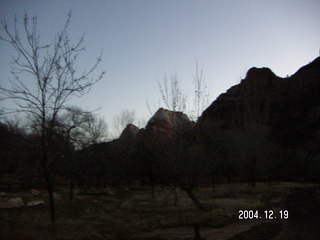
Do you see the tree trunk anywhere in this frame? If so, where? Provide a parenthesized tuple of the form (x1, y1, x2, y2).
(41, 130, 56, 224)
(48, 182, 56, 224)
(212, 183, 216, 193)
(247, 161, 256, 188)
(211, 176, 216, 193)
(184, 188, 207, 211)
(173, 182, 178, 205)
(69, 178, 75, 201)
(151, 182, 155, 200)
(194, 225, 201, 239)
(248, 172, 256, 188)
(43, 167, 56, 224)
(149, 175, 156, 200)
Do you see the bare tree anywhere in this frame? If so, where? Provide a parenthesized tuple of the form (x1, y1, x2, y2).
(165, 139, 207, 210)
(158, 73, 187, 112)
(191, 61, 210, 120)
(59, 107, 108, 148)
(143, 130, 207, 210)
(0, 12, 105, 223)
(112, 109, 136, 138)
(0, 109, 5, 122)
(57, 106, 108, 201)
(79, 112, 108, 146)
(153, 63, 210, 119)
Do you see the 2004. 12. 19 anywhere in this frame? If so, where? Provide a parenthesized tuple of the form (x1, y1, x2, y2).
(238, 210, 289, 220)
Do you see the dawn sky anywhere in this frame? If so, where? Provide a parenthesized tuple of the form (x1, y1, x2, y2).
(0, 0, 319, 134)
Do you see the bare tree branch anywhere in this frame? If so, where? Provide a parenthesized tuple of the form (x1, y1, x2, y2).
(0, 12, 105, 224)
(158, 73, 186, 112)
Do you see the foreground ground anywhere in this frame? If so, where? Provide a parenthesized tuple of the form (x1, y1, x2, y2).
(0, 182, 319, 239)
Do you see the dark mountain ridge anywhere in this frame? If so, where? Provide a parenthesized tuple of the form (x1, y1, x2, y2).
(79, 57, 320, 184)
(197, 57, 320, 148)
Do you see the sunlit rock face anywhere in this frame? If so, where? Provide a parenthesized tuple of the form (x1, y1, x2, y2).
(145, 108, 194, 138)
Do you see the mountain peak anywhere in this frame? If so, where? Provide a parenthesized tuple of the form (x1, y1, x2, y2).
(245, 67, 276, 80)
(148, 108, 190, 126)
(119, 123, 139, 141)
(196, 57, 320, 146)
(146, 108, 194, 137)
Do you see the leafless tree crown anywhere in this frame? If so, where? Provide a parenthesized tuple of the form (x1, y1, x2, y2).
(0, 12, 105, 122)
(0, 12, 105, 224)
(112, 109, 136, 137)
(192, 61, 210, 119)
(158, 73, 187, 112)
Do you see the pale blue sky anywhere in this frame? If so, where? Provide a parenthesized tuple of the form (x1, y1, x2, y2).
(0, 0, 319, 130)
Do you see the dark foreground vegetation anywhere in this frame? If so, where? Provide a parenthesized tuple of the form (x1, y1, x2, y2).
(1, 182, 319, 240)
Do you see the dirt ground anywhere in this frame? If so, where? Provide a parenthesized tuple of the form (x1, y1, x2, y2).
(274, 186, 320, 240)
(1, 183, 319, 240)
(134, 219, 272, 240)
(133, 187, 320, 240)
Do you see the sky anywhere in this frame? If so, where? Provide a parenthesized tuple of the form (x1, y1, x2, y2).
(0, 0, 319, 134)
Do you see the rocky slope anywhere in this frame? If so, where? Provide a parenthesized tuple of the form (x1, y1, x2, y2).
(197, 57, 320, 148)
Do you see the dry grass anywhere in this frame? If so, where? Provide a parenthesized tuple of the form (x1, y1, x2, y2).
(0, 182, 315, 239)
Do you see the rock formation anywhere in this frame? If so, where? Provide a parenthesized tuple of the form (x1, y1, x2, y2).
(193, 57, 320, 181)
(144, 108, 194, 138)
(118, 123, 139, 143)
(196, 57, 320, 148)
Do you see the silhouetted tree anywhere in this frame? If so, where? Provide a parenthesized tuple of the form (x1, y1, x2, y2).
(112, 109, 136, 138)
(0, 120, 28, 181)
(152, 62, 210, 120)
(0, 12, 105, 223)
(171, 140, 208, 211)
(138, 125, 207, 210)
(57, 107, 108, 200)
(158, 73, 187, 112)
(191, 61, 210, 120)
